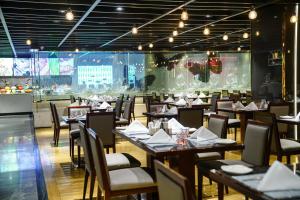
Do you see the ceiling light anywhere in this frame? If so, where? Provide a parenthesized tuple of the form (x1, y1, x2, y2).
(203, 27, 210, 35)
(223, 34, 229, 41)
(65, 10, 74, 21)
(75, 48, 79, 52)
(255, 31, 260, 36)
(243, 32, 249, 39)
(178, 21, 185, 28)
(206, 51, 210, 55)
(169, 37, 174, 43)
(138, 45, 142, 50)
(237, 47, 241, 51)
(26, 39, 31, 45)
(181, 10, 188, 21)
(116, 6, 123, 11)
(173, 30, 178, 36)
(205, 14, 211, 18)
(290, 15, 298, 23)
(248, 9, 257, 20)
(132, 26, 138, 34)
(149, 43, 153, 48)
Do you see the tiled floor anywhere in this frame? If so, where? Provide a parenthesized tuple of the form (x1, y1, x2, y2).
(0, 114, 47, 200)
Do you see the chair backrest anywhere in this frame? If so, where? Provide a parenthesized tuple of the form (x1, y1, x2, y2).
(233, 90, 240, 94)
(229, 93, 240, 102)
(79, 121, 94, 172)
(216, 99, 235, 119)
(160, 93, 165, 102)
(129, 95, 136, 113)
(268, 102, 289, 135)
(86, 112, 115, 147)
(123, 100, 132, 121)
(49, 102, 55, 124)
(222, 90, 229, 98)
(70, 95, 76, 103)
(178, 108, 203, 128)
(52, 103, 60, 129)
(68, 106, 92, 130)
(210, 94, 220, 112)
(202, 91, 209, 96)
(253, 112, 282, 154)
(195, 91, 200, 95)
(246, 90, 252, 97)
(119, 94, 124, 101)
(114, 98, 123, 118)
(242, 120, 271, 166)
(154, 160, 195, 200)
(208, 114, 228, 138)
(168, 93, 175, 99)
(87, 128, 110, 192)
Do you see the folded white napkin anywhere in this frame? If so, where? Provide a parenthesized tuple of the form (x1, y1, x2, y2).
(99, 101, 111, 109)
(190, 126, 218, 141)
(296, 112, 300, 120)
(199, 92, 207, 98)
(167, 107, 178, 114)
(164, 97, 175, 103)
(233, 101, 245, 109)
(145, 129, 176, 144)
(257, 161, 300, 191)
(192, 98, 203, 105)
(91, 95, 99, 101)
(161, 105, 168, 113)
(245, 102, 258, 111)
(124, 120, 148, 134)
(176, 99, 186, 106)
(187, 93, 198, 98)
(259, 99, 267, 109)
(168, 118, 184, 130)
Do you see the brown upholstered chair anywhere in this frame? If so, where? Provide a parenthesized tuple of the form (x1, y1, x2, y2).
(204, 93, 220, 117)
(154, 160, 195, 200)
(88, 128, 157, 200)
(114, 98, 123, 120)
(268, 102, 290, 138)
(50, 102, 68, 146)
(79, 123, 141, 200)
(115, 100, 132, 126)
(177, 107, 203, 129)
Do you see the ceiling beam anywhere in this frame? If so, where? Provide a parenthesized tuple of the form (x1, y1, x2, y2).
(0, 6, 17, 57)
(57, 0, 102, 47)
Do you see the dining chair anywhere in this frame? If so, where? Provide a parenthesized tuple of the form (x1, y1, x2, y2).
(119, 93, 124, 101)
(204, 93, 220, 117)
(216, 99, 240, 140)
(160, 93, 165, 102)
(177, 107, 203, 129)
(232, 90, 240, 95)
(114, 98, 123, 120)
(88, 128, 157, 200)
(154, 160, 195, 200)
(129, 95, 136, 120)
(254, 112, 300, 164)
(229, 93, 240, 102)
(50, 102, 68, 146)
(86, 112, 116, 153)
(68, 105, 92, 165)
(70, 95, 76, 103)
(115, 100, 132, 126)
(221, 90, 229, 99)
(197, 120, 271, 200)
(80, 123, 142, 200)
(268, 102, 290, 138)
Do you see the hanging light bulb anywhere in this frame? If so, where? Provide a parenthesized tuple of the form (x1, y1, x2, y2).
(206, 51, 210, 55)
(169, 37, 174, 43)
(181, 10, 188, 21)
(248, 9, 257, 20)
(149, 43, 154, 48)
(65, 9, 74, 21)
(237, 47, 241, 51)
(138, 45, 142, 50)
(173, 30, 178, 36)
(243, 32, 249, 39)
(290, 15, 298, 23)
(26, 39, 32, 45)
(203, 27, 210, 35)
(223, 34, 229, 41)
(255, 31, 260, 36)
(178, 20, 185, 28)
(132, 26, 138, 34)
(75, 48, 79, 52)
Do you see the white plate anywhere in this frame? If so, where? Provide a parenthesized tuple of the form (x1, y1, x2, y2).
(135, 135, 151, 140)
(215, 138, 236, 144)
(221, 165, 253, 175)
(280, 116, 294, 119)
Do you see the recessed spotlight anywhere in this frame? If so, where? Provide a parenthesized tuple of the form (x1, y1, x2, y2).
(26, 39, 31, 45)
(223, 34, 229, 41)
(255, 31, 260, 36)
(60, 10, 65, 13)
(149, 43, 153, 48)
(75, 48, 79, 52)
(206, 50, 210, 55)
(203, 27, 210, 35)
(243, 32, 249, 39)
(205, 14, 211, 18)
(178, 21, 185, 28)
(132, 26, 138, 34)
(248, 9, 257, 20)
(290, 15, 298, 23)
(65, 10, 74, 21)
(169, 37, 174, 43)
(181, 10, 188, 21)
(173, 30, 178, 36)
(237, 47, 241, 51)
(138, 45, 142, 50)
(116, 6, 123, 11)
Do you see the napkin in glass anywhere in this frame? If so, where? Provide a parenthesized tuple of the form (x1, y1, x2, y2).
(190, 126, 218, 141)
(144, 129, 176, 145)
(192, 98, 203, 105)
(257, 161, 300, 191)
(176, 99, 187, 106)
(167, 107, 178, 114)
(99, 101, 111, 109)
(168, 118, 184, 130)
(245, 102, 258, 111)
(124, 120, 149, 134)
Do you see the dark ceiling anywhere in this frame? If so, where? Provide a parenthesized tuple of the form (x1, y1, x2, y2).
(0, 0, 287, 57)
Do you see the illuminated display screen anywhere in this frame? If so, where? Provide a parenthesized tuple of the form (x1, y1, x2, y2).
(0, 58, 13, 76)
(13, 58, 31, 76)
(78, 65, 113, 87)
(59, 58, 74, 75)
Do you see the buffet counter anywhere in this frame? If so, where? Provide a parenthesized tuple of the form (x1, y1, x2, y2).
(0, 94, 33, 114)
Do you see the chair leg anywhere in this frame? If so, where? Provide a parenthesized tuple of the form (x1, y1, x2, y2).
(106, 147, 109, 154)
(287, 155, 291, 164)
(225, 186, 229, 194)
(197, 168, 203, 200)
(96, 186, 101, 200)
(112, 145, 116, 153)
(53, 128, 57, 143)
(234, 128, 237, 141)
(277, 154, 282, 162)
(56, 129, 60, 146)
(83, 170, 89, 200)
(217, 183, 224, 200)
(71, 139, 75, 163)
(69, 137, 72, 156)
(90, 174, 96, 200)
(77, 145, 81, 167)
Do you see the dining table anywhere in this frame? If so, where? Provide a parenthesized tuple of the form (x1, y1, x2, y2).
(167, 102, 211, 109)
(197, 160, 300, 200)
(217, 108, 268, 142)
(113, 129, 244, 195)
(276, 116, 300, 125)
